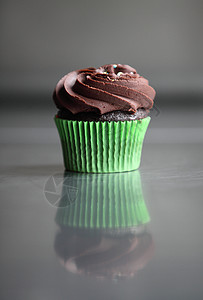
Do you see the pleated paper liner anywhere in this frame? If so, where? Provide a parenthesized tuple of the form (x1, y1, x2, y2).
(55, 170, 150, 231)
(55, 116, 150, 173)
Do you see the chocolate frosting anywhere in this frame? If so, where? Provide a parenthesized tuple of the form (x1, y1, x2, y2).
(53, 64, 155, 115)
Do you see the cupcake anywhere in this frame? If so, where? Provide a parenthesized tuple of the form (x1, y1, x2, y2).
(53, 64, 156, 173)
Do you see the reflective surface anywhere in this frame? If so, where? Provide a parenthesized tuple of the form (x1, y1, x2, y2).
(0, 105, 203, 300)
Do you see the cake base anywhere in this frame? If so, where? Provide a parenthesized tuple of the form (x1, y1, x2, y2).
(57, 108, 149, 122)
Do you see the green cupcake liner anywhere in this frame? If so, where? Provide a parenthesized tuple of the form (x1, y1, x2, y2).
(55, 116, 150, 173)
(55, 170, 150, 230)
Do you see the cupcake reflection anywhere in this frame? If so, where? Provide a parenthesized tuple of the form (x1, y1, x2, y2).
(54, 171, 154, 279)
(55, 228, 153, 279)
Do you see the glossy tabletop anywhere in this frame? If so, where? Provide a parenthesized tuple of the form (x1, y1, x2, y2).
(0, 103, 203, 300)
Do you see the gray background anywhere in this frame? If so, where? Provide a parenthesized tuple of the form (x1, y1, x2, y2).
(1, 1, 203, 299)
(1, 0, 203, 96)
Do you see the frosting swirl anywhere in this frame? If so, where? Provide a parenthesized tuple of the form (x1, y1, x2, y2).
(53, 64, 156, 115)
